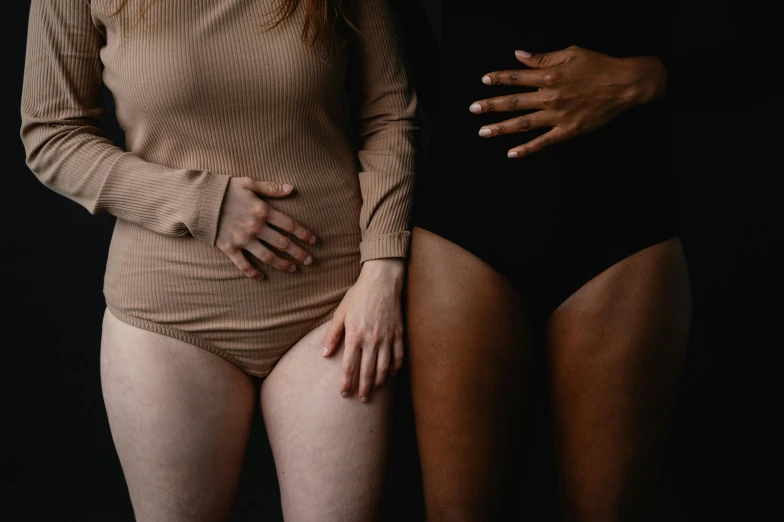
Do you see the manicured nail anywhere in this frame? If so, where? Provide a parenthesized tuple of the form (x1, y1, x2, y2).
(322, 346, 328, 357)
(469, 103, 482, 113)
(309, 236, 317, 245)
(479, 128, 492, 137)
(516, 50, 532, 58)
(508, 151, 519, 158)
(481, 75, 492, 85)
(288, 265, 297, 272)
(360, 396, 368, 403)
(282, 183, 293, 192)
(303, 256, 312, 265)
(341, 391, 349, 398)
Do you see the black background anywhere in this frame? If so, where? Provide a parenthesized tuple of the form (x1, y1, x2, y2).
(1, 1, 780, 520)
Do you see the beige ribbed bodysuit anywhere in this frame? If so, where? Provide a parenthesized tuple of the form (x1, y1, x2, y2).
(20, 0, 418, 377)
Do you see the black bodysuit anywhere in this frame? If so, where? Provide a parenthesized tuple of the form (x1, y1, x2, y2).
(412, 1, 680, 317)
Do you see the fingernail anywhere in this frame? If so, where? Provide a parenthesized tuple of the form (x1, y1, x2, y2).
(303, 256, 313, 265)
(516, 50, 532, 58)
(322, 346, 328, 357)
(469, 103, 482, 113)
(360, 396, 368, 403)
(341, 391, 349, 398)
(479, 128, 492, 137)
(508, 151, 519, 158)
(481, 75, 491, 85)
(288, 265, 297, 273)
(282, 183, 293, 192)
(309, 236, 317, 245)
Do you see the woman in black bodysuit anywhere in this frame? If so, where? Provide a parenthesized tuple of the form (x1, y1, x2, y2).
(405, 2, 693, 519)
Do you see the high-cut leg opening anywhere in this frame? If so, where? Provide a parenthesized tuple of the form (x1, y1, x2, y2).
(103, 303, 254, 376)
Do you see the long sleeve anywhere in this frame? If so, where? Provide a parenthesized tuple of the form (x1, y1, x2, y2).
(20, 0, 231, 246)
(348, 0, 419, 263)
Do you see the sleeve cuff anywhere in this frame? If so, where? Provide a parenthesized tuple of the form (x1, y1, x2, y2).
(359, 232, 411, 263)
(193, 172, 231, 246)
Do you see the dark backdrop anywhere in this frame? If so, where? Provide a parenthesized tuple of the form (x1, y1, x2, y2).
(1, 1, 780, 520)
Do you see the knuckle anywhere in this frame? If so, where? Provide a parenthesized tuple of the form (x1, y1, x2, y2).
(260, 251, 274, 263)
(543, 92, 561, 109)
(266, 181, 282, 193)
(253, 202, 269, 220)
(342, 364, 355, 376)
(361, 367, 375, 379)
(282, 218, 297, 233)
(509, 71, 520, 85)
(276, 237, 290, 250)
(246, 221, 263, 236)
(492, 124, 503, 136)
(518, 117, 533, 131)
(377, 363, 390, 375)
(482, 99, 495, 112)
(489, 73, 500, 85)
(543, 73, 557, 86)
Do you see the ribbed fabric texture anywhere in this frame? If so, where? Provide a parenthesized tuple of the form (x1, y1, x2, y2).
(20, 0, 418, 376)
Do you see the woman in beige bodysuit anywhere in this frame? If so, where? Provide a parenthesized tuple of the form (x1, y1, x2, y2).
(20, 0, 417, 520)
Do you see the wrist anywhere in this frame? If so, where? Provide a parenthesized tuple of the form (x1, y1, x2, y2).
(623, 56, 668, 106)
(359, 258, 406, 289)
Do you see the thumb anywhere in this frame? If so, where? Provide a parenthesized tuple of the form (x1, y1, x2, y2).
(515, 48, 569, 68)
(249, 180, 294, 198)
(322, 307, 346, 358)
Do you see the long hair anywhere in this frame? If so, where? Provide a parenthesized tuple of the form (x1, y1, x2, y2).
(110, 0, 358, 59)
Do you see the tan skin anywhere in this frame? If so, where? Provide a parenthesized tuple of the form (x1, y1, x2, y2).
(407, 47, 691, 521)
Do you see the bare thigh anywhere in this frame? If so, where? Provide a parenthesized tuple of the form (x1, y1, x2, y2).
(100, 308, 257, 522)
(406, 227, 532, 521)
(260, 320, 394, 522)
(547, 237, 692, 521)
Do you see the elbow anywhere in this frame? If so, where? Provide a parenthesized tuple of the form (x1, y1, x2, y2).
(20, 121, 48, 181)
(20, 118, 79, 187)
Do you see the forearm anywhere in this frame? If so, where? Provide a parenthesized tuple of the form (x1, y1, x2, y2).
(350, 0, 420, 263)
(20, 0, 231, 245)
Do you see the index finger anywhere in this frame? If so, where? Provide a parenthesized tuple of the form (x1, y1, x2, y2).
(482, 69, 546, 87)
(266, 207, 317, 245)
